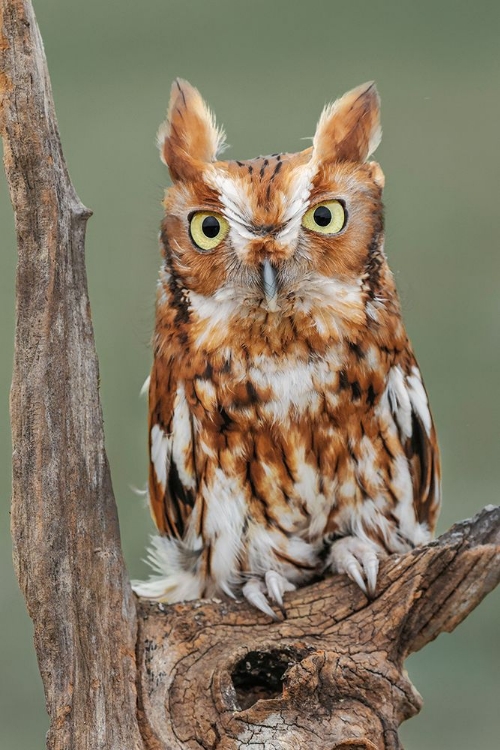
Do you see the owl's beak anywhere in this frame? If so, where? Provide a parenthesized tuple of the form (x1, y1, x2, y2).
(261, 259, 279, 312)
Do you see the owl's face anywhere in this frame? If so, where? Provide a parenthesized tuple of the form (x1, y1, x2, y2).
(159, 80, 386, 332)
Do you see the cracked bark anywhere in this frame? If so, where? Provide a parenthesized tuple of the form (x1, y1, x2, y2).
(136, 505, 500, 749)
(1, 1, 499, 749)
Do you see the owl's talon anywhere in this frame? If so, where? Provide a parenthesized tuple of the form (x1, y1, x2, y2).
(265, 570, 296, 608)
(345, 560, 369, 596)
(242, 580, 280, 620)
(364, 555, 379, 598)
(328, 536, 382, 598)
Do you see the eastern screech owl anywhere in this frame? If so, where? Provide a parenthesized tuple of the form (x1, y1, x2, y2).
(132, 79, 441, 618)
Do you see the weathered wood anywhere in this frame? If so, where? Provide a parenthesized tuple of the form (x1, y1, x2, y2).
(1, 1, 498, 749)
(136, 506, 500, 749)
(0, 1, 144, 748)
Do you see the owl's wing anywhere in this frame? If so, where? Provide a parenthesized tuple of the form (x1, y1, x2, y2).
(148, 357, 197, 539)
(387, 361, 441, 533)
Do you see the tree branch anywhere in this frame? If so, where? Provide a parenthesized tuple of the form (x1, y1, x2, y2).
(0, 1, 143, 748)
(135, 506, 500, 749)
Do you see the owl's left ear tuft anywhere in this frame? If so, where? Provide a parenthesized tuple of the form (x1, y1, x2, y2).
(157, 79, 227, 181)
(313, 82, 381, 165)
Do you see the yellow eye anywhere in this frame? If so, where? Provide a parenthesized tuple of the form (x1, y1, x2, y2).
(189, 211, 229, 252)
(302, 200, 346, 235)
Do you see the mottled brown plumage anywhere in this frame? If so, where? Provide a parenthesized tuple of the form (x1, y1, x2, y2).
(133, 80, 441, 617)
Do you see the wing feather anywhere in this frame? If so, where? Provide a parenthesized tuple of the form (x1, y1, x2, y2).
(387, 361, 441, 533)
(148, 356, 196, 539)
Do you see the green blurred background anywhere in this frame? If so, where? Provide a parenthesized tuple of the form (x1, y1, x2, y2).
(1, 0, 498, 747)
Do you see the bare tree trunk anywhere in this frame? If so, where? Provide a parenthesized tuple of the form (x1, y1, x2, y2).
(0, 1, 144, 748)
(1, 2, 498, 749)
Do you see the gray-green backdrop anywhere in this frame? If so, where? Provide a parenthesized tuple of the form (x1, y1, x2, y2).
(1, 1, 498, 748)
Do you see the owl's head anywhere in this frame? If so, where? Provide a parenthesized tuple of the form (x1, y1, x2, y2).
(158, 79, 389, 340)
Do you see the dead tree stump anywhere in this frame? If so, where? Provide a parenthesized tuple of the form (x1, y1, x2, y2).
(1, 1, 499, 748)
(135, 507, 500, 749)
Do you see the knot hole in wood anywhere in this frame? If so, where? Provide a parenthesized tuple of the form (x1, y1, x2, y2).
(228, 646, 311, 710)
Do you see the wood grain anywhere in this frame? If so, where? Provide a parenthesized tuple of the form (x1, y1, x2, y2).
(136, 506, 500, 749)
(0, 1, 144, 748)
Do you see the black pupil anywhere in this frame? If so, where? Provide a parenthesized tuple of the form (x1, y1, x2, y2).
(202, 215, 220, 238)
(313, 205, 332, 227)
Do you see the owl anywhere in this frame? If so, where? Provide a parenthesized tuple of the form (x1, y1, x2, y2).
(132, 79, 441, 618)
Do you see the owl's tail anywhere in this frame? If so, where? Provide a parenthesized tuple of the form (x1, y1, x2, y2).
(131, 535, 206, 603)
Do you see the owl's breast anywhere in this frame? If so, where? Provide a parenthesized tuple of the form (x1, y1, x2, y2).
(185, 341, 390, 513)
(168, 331, 432, 588)
(187, 350, 322, 425)
(186, 338, 389, 428)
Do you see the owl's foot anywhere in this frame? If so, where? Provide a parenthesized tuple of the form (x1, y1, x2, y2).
(242, 571, 296, 620)
(327, 536, 382, 597)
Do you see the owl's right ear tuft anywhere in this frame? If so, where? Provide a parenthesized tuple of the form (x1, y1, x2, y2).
(313, 82, 382, 165)
(157, 79, 226, 181)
